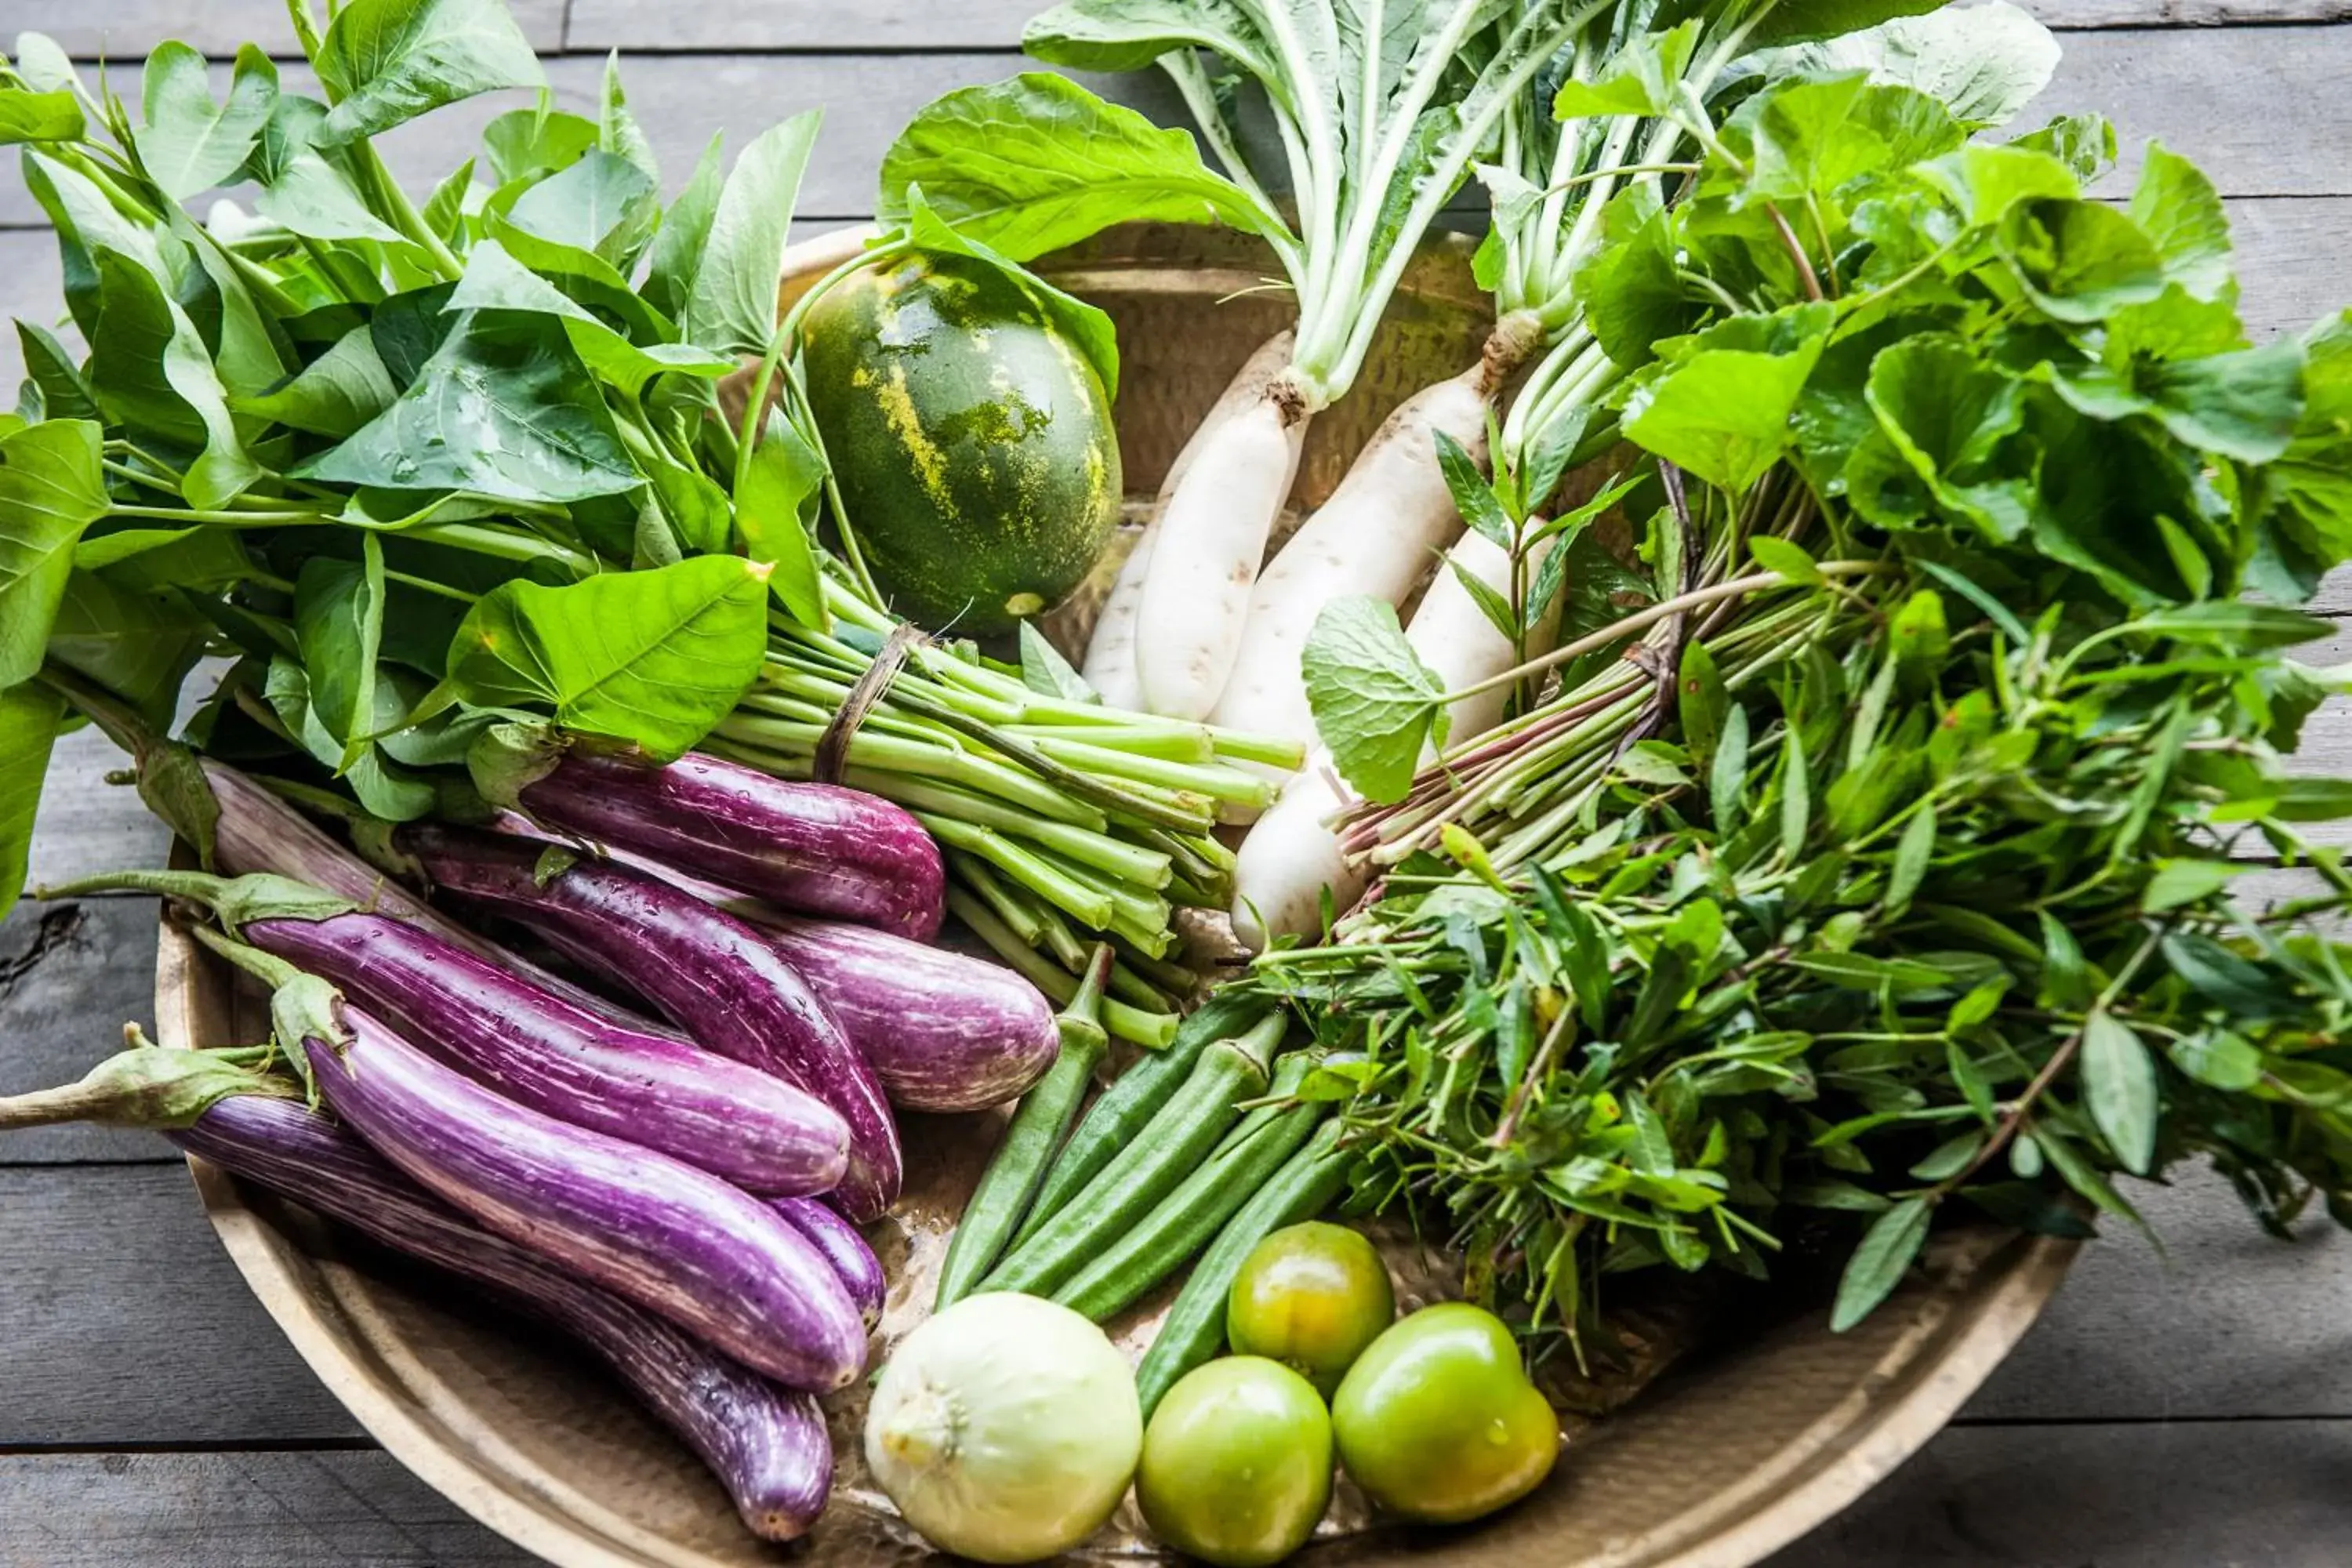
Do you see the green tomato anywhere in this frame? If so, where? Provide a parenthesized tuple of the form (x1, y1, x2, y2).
(1225, 1221, 1395, 1394)
(1330, 1303, 1559, 1526)
(1137, 1357, 1333, 1568)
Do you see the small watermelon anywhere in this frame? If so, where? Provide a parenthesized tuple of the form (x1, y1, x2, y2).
(800, 252, 1121, 635)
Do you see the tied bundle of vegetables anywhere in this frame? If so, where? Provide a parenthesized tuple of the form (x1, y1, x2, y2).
(1247, 47, 2352, 1348)
(0, 0, 1294, 1025)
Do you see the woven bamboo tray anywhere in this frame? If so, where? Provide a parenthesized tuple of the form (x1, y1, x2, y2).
(162, 223, 2078, 1568)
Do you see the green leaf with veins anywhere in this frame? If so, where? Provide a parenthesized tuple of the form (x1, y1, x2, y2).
(15, 324, 98, 423)
(235, 327, 398, 438)
(2129, 141, 2233, 303)
(314, 0, 546, 147)
(642, 133, 724, 323)
(481, 102, 597, 186)
(1302, 595, 1450, 805)
(482, 217, 672, 344)
(1020, 621, 1096, 703)
(136, 42, 278, 200)
(1022, 0, 1279, 78)
(735, 408, 827, 626)
(506, 149, 657, 267)
(1831, 1195, 1929, 1331)
(1726, 2, 2057, 132)
(685, 109, 822, 356)
(293, 537, 386, 770)
(441, 554, 775, 760)
(0, 419, 111, 689)
(2080, 1011, 2159, 1175)
(1553, 21, 1698, 119)
(0, 681, 61, 919)
(1623, 340, 1826, 495)
(45, 568, 208, 727)
(299, 310, 642, 503)
(880, 73, 1290, 263)
(1435, 430, 1511, 550)
(597, 52, 659, 186)
(446, 241, 732, 392)
(1997, 197, 2165, 324)
(249, 96, 409, 245)
(0, 84, 84, 144)
(263, 657, 437, 819)
(1917, 143, 2077, 227)
(1728, 76, 1963, 209)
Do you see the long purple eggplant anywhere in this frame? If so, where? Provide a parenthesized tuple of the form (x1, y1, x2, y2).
(253, 909, 851, 1197)
(389, 824, 901, 1221)
(173, 1094, 834, 1539)
(202, 760, 677, 1036)
(485, 819, 1058, 1111)
(481, 745, 946, 941)
(53, 866, 851, 1197)
(773, 1196, 887, 1326)
(307, 1005, 868, 1392)
(760, 915, 1061, 1112)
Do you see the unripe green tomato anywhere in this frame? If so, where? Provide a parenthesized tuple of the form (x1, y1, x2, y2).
(1136, 1357, 1333, 1568)
(1225, 1221, 1395, 1394)
(1330, 1303, 1559, 1526)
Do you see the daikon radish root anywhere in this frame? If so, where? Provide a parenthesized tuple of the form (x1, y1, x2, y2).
(1207, 360, 1495, 751)
(1134, 385, 1311, 720)
(1084, 332, 1295, 710)
(1230, 757, 1359, 953)
(1231, 523, 1557, 952)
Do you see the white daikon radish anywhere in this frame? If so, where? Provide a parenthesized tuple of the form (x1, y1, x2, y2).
(1133, 388, 1310, 720)
(1230, 524, 1555, 951)
(1083, 332, 1295, 711)
(1207, 358, 1498, 750)
(1230, 757, 1359, 953)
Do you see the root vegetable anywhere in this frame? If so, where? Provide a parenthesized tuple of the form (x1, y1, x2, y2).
(1085, 332, 1295, 711)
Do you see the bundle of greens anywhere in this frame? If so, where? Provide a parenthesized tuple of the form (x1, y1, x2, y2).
(0, 0, 1287, 1031)
(1264, 50, 2352, 1340)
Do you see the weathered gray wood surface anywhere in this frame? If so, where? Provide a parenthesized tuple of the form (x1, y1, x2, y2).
(3, 5, 2351, 1566)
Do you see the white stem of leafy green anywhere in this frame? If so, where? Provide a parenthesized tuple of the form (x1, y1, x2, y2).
(1250, 9, 1343, 350)
(1316, 2, 1608, 398)
(1157, 53, 1305, 290)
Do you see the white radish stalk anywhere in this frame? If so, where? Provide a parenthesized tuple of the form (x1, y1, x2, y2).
(1230, 522, 1558, 952)
(1207, 361, 1493, 751)
(1083, 332, 1294, 711)
(1133, 386, 1310, 720)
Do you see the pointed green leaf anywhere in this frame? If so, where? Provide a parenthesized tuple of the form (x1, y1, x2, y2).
(0, 681, 62, 919)
(685, 109, 822, 356)
(442, 555, 773, 760)
(0, 419, 107, 687)
(314, 0, 546, 146)
(1831, 1195, 1932, 1331)
(136, 42, 278, 200)
(1302, 595, 1448, 805)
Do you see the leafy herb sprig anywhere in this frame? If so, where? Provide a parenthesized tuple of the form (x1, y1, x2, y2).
(1282, 48, 2352, 1336)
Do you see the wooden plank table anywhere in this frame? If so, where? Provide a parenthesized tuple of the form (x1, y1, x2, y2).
(4, 2, 2352, 1561)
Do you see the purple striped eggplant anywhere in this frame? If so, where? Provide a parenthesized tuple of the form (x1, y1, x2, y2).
(758, 916, 1060, 1112)
(772, 1196, 887, 1325)
(252, 908, 851, 1197)
(307, 1006, 869, 1392)
(480, 745, 945, 941)
(201, 759, 674, 1035)
(173, 1094, 834, 1539)
(390, 824, 901, 1221)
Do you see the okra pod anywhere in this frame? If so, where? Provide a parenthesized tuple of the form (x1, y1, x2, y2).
(1134, 1120, 1354, 1418)
(980, 1014, 1287, 1299)
(935, 949, 1112, 1310)
(1009, 994, 1272, 1251)
(1054, 1060, 1327, 1323)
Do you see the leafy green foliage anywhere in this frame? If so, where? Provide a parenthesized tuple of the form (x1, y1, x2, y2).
(879, 74, 1287, 263)
(313, 0, 545, 146)
(0, 682, 62, 918)
(442, 557, 775, 760)
(136, 43, 279, 201)
(1300, 597, 1450, 804)
(0, 419, 109, 688)
(684, 111, 822, 356)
